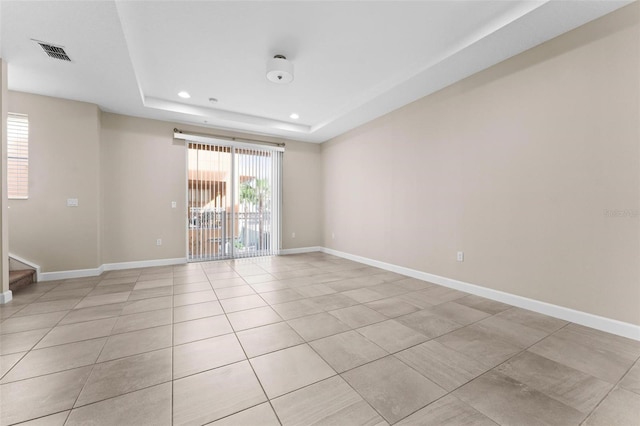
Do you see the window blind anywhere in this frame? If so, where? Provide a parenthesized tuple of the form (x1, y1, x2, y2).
(7, 113, 29, 199)
(186, 138, 283, 261)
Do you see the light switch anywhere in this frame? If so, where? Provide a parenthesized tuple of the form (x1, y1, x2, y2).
(171, 201, 177, 208)
(67, 198, 78, 207)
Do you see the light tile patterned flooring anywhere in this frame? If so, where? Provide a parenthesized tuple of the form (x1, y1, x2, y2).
(1, 252, 639, 425)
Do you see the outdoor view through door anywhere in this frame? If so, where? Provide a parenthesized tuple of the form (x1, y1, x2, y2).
(187, 141, 282, 261)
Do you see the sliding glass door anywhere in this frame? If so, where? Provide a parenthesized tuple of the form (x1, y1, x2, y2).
(187, 140, 282, 261)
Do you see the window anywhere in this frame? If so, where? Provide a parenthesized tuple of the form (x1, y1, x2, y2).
(7, 113, 29, 199)
(185, 139, 283, 261)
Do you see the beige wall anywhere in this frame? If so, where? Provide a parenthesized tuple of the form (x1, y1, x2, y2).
(100, 113, 322, 261)
(175, 122, 323, 252)
(8, 92, 101, 272)
(6, 95, 321, 271)
(322, 3, 640, 325)
(6, 4, 636, 326)
(1, 59, 9, 292)
(100, 113, 186, 263)
(282, 141, 322, 249)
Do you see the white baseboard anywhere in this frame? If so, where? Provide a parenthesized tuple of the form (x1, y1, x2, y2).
(38, 257, 187, 282)
(0, 290, 13, 304)
(103, 257, 187, 271)
(9, 253, 41, 282)
(39, 266, 104, 282)
(279, 246, 323, 255)
(21, 246, 640, 341)
(321, 247, 640, 342)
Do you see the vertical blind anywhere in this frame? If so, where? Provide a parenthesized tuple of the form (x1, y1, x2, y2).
(186, 139, 282, 261)
(7, 113, 29, 199)
(188, 143, 233, 261)
(235, 146, 283, 258)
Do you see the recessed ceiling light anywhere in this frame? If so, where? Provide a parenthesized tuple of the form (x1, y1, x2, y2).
(178, 91, 191, 99)
(290, 113, 299, 119)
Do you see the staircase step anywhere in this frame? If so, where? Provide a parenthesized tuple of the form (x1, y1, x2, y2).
(9, 269, 36, 292)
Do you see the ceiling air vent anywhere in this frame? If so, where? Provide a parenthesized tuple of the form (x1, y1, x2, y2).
(33, 40, 71, 61)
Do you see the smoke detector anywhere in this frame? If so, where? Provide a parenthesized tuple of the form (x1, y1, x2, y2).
(266, 55, 294, 84)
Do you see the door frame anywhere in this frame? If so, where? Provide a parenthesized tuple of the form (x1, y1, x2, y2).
(179, 133, 284, 262)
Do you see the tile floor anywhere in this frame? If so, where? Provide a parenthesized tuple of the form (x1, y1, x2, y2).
(1, 252, 639, 425)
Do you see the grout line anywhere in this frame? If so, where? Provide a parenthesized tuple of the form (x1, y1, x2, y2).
(2, 265, 175, 422)
(4, 253, 637, 425)
(344, 310, 568, 425)
(66, 301, 124, 414)
(0, 298, 111, 383)
(210, 261, 285, 426)
(0, 337, 109, 386)
(70, 379, 174, 413)
(8, 409, 72, 426)
(580, 349, 640, 424)
(298, 326, 389, 423)
(170, 262, 180, 425)
(0, 350, 30, 383)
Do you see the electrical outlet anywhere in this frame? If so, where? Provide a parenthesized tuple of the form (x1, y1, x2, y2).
(156, 239, 162, 246)
(67, 198, 78, 207)
(291, 232, 296, 238)
(457, 251, 464, 262)
(171, 201, 177, 208)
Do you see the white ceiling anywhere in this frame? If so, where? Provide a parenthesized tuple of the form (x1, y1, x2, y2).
(0, 1, 632, 143)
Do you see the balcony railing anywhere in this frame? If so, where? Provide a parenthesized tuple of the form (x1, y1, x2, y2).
(188, 208, 272, 259)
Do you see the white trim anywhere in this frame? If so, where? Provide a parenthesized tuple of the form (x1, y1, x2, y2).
(174, 132, 285, 152)
(184, 142, 189, 261)
(38, 258, 187, 282)
(9, 253, 41, 282)
(279, 246, 323, 255)
(320, 247, 640, 342)
(16, 246, 639, 341)
(103, 257, 187, 271)
(39, 266, 103, 282)
(0, 290, 13, 304)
